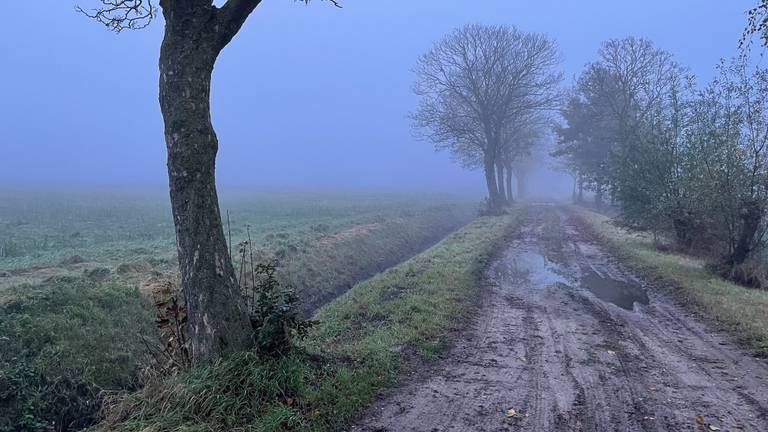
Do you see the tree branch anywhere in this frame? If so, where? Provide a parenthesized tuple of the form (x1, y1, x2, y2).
(77, 0, 156, 32)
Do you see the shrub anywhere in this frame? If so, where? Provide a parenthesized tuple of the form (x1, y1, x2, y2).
(247, 261, 314, 356)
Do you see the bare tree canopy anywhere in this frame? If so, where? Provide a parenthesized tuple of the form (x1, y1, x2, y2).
(411, 24, 561, 212)
(78, 0, 340, 32)
(554, 37, 688, 207)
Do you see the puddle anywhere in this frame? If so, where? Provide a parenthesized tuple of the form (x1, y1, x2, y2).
(495, 250, 569, 288)
(579, 269, 649, 310)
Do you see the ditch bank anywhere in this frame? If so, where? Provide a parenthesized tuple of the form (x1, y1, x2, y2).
(96, 211, 523, 432)
(281, 204, 476, 317)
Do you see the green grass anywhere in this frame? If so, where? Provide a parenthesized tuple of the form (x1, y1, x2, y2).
(0, 189, 475, 297)
(575, 206, 768, 354)
(0, 188, 474, 272)
(0, 188, 478, 432)
(97, 212, 521, 432)
(284, 204, 474, 316)
(0, 277, 155, 431)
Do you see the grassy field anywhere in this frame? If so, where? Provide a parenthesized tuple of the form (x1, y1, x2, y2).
(0, 188, 472, 271)
(97, 211, 522, 432)
(575, 206, 768, 355)
(0, 188, 475, 298)
(0, 188, 477, 432)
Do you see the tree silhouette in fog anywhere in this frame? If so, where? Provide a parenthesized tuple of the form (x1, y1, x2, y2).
(411, 24, 561, 212)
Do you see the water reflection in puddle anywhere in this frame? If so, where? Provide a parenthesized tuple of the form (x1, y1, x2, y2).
(496, 247, 650, 311)
(579, 269, 649, 311)
(500, 250, 569, 288)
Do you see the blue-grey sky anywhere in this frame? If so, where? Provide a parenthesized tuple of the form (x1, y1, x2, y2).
(0, 1, 756, 193)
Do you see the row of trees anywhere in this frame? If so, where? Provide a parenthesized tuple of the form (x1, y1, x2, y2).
(411, 24, 561, 212)
(78, 2, 767, 363)
(554, 37, 768, 282)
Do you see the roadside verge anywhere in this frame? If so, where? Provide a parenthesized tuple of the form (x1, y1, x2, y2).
(100, 211, 522, 432)
(573, 206, 768, 355)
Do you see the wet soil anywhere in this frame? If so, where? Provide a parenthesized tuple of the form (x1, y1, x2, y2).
(351, 205, 768, 432)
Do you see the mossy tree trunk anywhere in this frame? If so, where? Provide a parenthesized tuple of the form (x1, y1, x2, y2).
(158, 0, 264, 363)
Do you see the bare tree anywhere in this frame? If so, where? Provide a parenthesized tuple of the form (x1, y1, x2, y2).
(80, 0, 338, 364)
(411, 24, 561, 212)
(554, 37, 687, 207)
(498, 111, 550, 201)
(743, 1, 768, 48)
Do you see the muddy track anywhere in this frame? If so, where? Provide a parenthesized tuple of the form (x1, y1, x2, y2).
(351, 205, 768, 432)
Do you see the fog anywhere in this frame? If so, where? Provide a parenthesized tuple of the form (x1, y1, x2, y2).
(1, 1, 753, 195)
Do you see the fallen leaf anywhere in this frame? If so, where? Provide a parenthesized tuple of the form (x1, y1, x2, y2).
(505, 408, 517, 418)
(286, 398, 294, 406)
(708, 426, 721, 431)
(695, 415, 706, 426)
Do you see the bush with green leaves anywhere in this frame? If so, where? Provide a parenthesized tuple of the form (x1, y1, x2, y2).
(244, 260, 314, 356)
(555, 38, 768, 281)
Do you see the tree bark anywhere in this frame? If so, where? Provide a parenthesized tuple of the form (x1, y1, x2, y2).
(595, 182, 604, 208)
(504, 165, 514, 203)
(496, 163, 506, 203)
(571, 176, 577, 202)
(730, 200, 763, 266)
(159, 3, 254, 363)
(484, 154, 502, 211)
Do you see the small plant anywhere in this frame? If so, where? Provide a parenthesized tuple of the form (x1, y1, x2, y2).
(142, 281, 191, 376)
(141, 236, 313, 376)
(247, 261, 314, 356)
(237, 227, 314, 356)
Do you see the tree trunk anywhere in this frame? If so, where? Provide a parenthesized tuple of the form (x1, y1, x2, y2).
(672, 213, 694, 251)
(595, 182, 604, 208)
(730, 200, 763, 266)
(484, 154, 502, 212)
(505, 165, 514, 203)
(577, 177, 584, 203)
(159, 5, 253, 364)
(496, 163, 506, 203)
(571, 176, 577, 202)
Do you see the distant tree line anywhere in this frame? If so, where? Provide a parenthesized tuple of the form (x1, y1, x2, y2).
(411, 24, 562, 213)
(554, 36, 768, 286)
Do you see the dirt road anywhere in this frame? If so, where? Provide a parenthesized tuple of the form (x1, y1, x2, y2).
(351, 205, 768, 432)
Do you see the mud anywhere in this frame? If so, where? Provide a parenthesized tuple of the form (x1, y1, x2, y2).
(351, 205, 768, 432)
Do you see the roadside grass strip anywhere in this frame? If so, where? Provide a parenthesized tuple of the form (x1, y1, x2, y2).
(100, 212, 521, 432)
(576, 206, 768, 355)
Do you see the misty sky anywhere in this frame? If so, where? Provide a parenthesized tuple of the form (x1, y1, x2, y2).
(0, 1, 757, 193)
